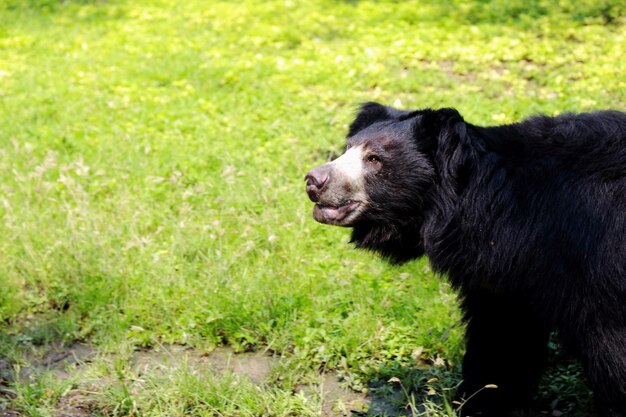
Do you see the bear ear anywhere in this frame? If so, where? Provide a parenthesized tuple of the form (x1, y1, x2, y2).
(417, 108, 462, 134)
(348, 102, 411, 137)
(413, 108, 464, 152)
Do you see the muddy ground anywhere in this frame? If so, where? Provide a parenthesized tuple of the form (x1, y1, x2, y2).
(0, 343, 412, 417)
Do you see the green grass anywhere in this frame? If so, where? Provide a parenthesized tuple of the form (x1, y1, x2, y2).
(0, 0, 623, 415)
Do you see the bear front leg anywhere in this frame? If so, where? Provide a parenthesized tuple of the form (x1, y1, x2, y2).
(455, 290, 550, 417)
(575, 326, 626, 417)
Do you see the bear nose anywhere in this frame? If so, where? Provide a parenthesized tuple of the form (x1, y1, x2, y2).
(305, 165, 330, 202)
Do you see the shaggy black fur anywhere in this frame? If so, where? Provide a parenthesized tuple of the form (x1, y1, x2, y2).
(346, 103, 626, 417)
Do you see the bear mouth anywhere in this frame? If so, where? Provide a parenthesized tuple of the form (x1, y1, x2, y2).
(313, 201, 361, 226)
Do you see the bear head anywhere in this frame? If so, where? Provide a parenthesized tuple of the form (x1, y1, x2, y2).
(305, 102, 464, 263)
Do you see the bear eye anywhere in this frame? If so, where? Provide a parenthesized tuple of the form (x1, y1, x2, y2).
(367, 154, 381, 164)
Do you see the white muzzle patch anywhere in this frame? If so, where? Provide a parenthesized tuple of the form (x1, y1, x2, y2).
(330, 146, 365, 186)
(309, 145, 369, 226)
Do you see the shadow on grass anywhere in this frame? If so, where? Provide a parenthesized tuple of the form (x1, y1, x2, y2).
(353, 362, 459, 416)
(360, 348, 596, 417)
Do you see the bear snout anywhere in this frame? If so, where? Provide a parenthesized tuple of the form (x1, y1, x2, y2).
(305, 165, 330, 202)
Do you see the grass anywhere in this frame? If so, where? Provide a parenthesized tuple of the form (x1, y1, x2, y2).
(0, 0, 624, 415)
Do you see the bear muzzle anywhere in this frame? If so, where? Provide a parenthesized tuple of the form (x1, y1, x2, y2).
(305, 164, 364, 226)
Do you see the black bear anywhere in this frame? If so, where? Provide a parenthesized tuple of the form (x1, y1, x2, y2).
(305, 102, 626, 417)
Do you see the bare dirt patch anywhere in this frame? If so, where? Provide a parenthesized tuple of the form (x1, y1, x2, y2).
(26, 342, 95, 380)
(132, 345, 279, 384)
(1, 343, 410, 416)
(132, 346, 407, 415)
